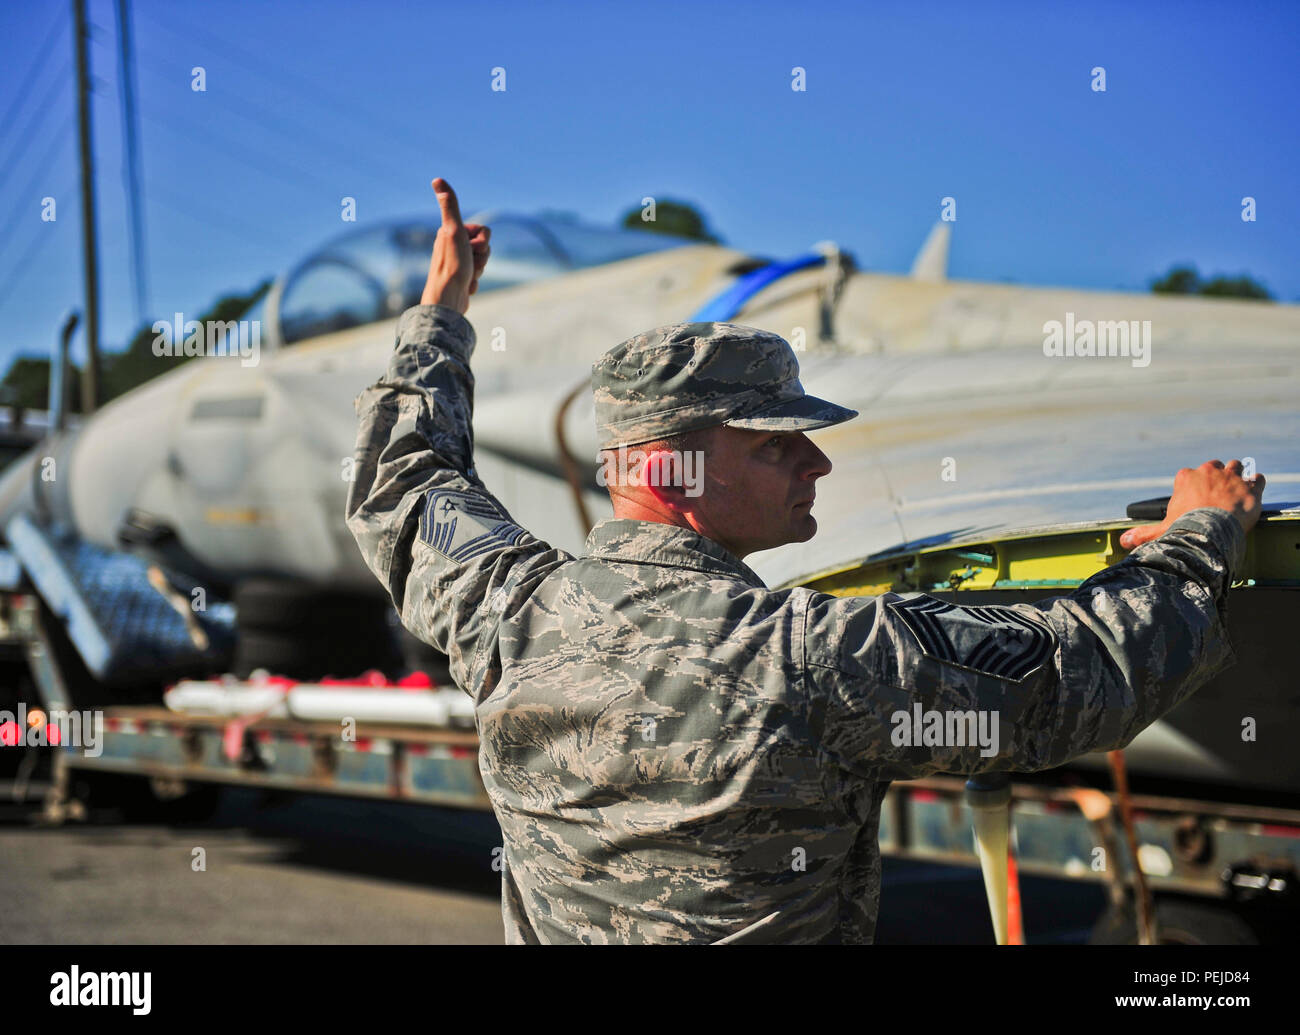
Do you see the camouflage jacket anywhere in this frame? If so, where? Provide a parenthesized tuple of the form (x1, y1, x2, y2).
(346, 303, 1246, 945)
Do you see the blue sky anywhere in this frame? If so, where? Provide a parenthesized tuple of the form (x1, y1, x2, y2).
(1, 0, 1296, 374)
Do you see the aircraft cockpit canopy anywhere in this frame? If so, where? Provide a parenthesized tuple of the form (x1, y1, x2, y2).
(265, 214, 695, 346)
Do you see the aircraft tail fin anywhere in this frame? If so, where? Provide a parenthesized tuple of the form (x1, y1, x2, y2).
(910, 222, 950, 282)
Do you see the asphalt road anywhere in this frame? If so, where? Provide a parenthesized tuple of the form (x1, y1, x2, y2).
(0, 777, 1109, 944)
(0, 780, 506, 944)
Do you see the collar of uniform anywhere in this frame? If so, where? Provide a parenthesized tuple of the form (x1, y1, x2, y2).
(583, 518, 768, 587)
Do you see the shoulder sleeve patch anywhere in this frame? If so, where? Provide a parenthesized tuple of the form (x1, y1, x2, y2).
(886, 596, 1057, 682)
(418, 489, 528, 562)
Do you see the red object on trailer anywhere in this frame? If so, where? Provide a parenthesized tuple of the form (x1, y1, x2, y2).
(1006, 850, 1025, 946)
(312, 669, 436, 690)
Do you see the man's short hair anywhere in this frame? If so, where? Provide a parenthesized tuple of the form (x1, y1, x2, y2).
(633, 426, 712, 456)
(598, 426, 715, 497)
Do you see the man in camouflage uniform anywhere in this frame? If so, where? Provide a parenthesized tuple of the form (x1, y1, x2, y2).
(346, 179, 1266, 944)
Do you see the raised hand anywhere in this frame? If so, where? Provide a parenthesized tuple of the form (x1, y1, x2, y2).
(420, 177, 491, 314)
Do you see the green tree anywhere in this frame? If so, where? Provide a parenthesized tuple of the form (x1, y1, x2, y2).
(620, 199, 722, 243)
(0, 356, 53, 412)
(1151, 264, 1272, 300)
(0, 355, 83, 413)
(102, 278, 273, 402)
(1199, 275, 1272, 300)
(1151, 265, 1202, 295)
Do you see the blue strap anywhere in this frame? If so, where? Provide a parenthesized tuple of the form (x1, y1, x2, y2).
(688, 253, 827, 322)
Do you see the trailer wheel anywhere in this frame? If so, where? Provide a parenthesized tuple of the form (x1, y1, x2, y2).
(1088, 897, 1258, 945)
(71, 771, 147, 821)
(71, 770, 222, 824)
(146, 777, 224, 823)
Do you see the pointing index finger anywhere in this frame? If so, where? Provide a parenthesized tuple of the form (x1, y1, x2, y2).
(431, 177, 464, 230)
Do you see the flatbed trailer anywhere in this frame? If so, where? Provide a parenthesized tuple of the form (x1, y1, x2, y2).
(38, 697, 1300, 894)
(47, 705, 488, 815)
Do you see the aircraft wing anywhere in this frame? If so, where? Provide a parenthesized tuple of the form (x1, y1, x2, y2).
(747, 341, 1300, 588)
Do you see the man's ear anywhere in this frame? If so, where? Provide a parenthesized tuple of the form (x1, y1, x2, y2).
(641, 450, 689, 513)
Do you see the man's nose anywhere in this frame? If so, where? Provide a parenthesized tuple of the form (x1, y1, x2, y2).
(799, 435, 832, 478)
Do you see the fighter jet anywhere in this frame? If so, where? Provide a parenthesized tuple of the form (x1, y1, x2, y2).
(0, 210, 1296, 793)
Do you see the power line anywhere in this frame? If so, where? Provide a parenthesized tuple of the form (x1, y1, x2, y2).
(144, 177, 271, 242)
(136, 5, 469, 159)
(147, 196, 269, 251)
(0, 111, 77, 256)
(137, 102, 343, 195)
(134, 5, 501, 195)
(0, 183, 76, 313)
(0, 7, 65, 145)
(134, 60, 397, 191)
(0, 64, 73, 191)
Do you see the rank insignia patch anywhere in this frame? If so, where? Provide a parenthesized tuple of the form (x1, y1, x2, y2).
(418, 490, 528, 562)
(887, 597, 1057, 682)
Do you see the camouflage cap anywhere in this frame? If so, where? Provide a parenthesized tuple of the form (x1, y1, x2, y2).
(592, 322, 859, 449)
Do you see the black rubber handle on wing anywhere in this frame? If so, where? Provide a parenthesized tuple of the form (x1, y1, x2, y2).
(1126, 496, 1171, 521)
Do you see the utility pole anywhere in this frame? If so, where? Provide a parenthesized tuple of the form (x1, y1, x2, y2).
(73, 0, 101, 414)
(116, 0, 149, 327)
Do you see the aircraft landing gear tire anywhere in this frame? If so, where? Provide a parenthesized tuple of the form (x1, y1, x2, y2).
(233, 580, 402, 680)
